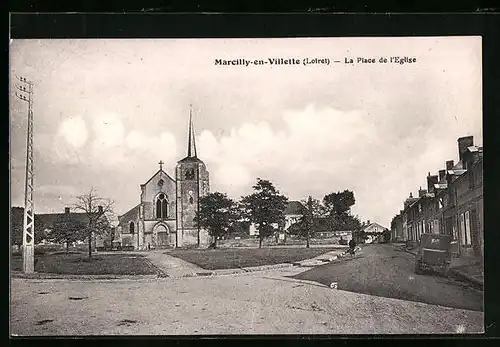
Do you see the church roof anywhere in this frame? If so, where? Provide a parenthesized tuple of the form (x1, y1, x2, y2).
(178, 105, 205, 165)
(118, 204, 141, 225)
(177, 156, 205, 164)
(141, 169, 175, 187)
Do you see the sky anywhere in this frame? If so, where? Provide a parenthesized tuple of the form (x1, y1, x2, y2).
(10, 37, 482, 227)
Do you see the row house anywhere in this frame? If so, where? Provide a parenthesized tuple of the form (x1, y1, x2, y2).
(406, 187, 436, 244)
(442, 138, 483, 260)
(391, 136, 483, 262)
(390, 212, 404, 241)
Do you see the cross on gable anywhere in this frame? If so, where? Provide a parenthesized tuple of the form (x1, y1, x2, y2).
(158, 160, 164, 170)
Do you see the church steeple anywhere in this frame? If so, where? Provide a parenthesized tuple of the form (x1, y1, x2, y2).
(187, 104, 197, 158)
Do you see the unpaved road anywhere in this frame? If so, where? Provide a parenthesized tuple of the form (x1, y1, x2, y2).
(293, 244, 484, 312)
(11, 267, 483, 335)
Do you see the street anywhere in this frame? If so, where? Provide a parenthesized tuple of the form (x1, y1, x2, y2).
(293, 244, 483, 312)
(11, 263, 483, 335)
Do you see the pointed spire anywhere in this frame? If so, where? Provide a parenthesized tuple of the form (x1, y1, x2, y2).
(187, 104, 197, 157)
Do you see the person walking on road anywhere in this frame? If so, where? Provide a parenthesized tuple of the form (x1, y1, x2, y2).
(348, 238, 357, 257)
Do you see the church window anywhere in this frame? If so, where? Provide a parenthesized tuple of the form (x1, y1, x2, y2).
(188, 190, 194, 204)
(129, 222, 135, 234)
(185, 168, 195, 180)
(156, 193, 168, 219)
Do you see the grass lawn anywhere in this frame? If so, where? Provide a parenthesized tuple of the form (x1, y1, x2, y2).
(168, 247, 339, 270)
(10, 252, 159, 275)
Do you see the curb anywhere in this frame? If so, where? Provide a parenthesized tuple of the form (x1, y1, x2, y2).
(449, 268, 484, 289)
(172, 263, 296, 278)
(391, 243, 418, 256)
(402, 247, 418, 256)
(11, 272, 158, 281)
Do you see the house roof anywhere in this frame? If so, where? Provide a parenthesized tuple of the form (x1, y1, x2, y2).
(434, 183, 448, 189)
(467, 146, 483, 153)
(447, 169, 467, 176)
(36, 212, 89, 228)
(284, 201, 306, 215)
(363, 222, 388, 232)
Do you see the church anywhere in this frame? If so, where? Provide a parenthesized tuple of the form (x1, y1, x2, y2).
(116, 113, 211, 250)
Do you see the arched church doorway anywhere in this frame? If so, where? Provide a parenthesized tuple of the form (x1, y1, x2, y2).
(153, 224, 170, 248)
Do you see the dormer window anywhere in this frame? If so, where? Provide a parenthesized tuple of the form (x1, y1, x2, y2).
(156, 193, 168, 219)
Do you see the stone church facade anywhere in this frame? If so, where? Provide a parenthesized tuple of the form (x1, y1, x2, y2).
(116, 115, 211, 250)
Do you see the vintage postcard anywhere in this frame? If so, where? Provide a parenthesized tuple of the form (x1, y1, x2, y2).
(10, 36, 483, 335)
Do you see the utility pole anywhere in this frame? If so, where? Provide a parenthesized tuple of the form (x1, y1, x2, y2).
(15, 75, 35, 273)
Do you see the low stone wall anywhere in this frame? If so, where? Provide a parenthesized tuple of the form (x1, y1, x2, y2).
(217, 236, 346, 248)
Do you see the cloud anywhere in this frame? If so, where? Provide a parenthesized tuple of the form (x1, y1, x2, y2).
(37, 184, 79, 198)
(92, 113, 125, 148)
(58, 116, 88, 148)
(196, 104, 384, 205)
(126, 130, 148, 150)
(214, 163, 252, 189)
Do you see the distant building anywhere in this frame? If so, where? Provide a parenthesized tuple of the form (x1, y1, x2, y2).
(36, 207, 112, 248)
(249, 200, 306, 238)
(363, 221, 389, 244)
(283, 201, 306, 230)
(391, 212, 404, 242)
(363, 222, 388, 235)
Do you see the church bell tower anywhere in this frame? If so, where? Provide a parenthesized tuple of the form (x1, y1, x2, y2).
(175, 106, 210, 247)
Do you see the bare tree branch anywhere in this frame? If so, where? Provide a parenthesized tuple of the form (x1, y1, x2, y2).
(71, 187, 115, 259)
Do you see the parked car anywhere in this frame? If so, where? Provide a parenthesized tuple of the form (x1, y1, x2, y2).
(414, 233, 452, 275)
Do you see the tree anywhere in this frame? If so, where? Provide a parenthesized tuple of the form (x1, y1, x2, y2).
(338, 213, 362, 231)
(323, 190, 356, 217)
(34, 215, 48, 244)
(73, 188, 115, 259)
(49, 213, 87, 253)
(195, 192, 238, 248)
(11, 207, 24, 249)
(349, 215, 365, 244)
(241, 178, 288, 248)
(382, 228, 391, 244)
(290, 196, 315, 248)
(300, 197, 327, 217)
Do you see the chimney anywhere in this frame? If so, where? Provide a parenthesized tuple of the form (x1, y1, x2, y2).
(409, 192, 413, 198)
(418, 187, 427, 197)
(438, 169, 446, 182)
(427, 175, 438, 194)
(446, 160, 454, 170)
(98, 205, 103, 214)
(64, 207, 70, 214)
(458, 136, 474, 162)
